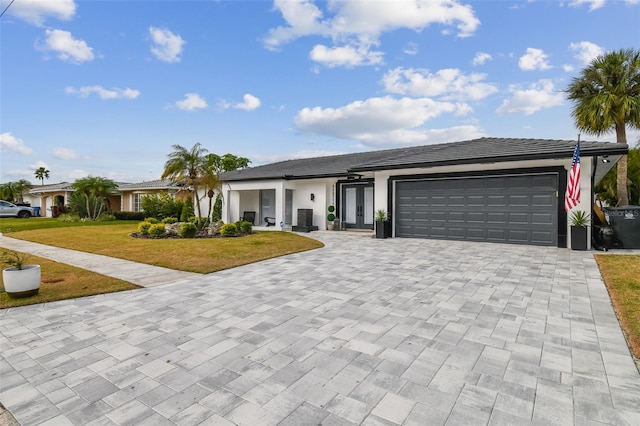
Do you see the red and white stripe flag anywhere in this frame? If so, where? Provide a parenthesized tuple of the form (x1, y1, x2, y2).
(564, 140, 581, 212)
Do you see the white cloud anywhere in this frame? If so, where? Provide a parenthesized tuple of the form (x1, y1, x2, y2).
(519, 48, 551, 71)
(149, 27, 185, 63)
(174, 93, 208, 111)
(41, 29, 94, 63)
(403, 42, 418, 56)
(52, 147, 78, 160)
(382, 67, 498, 102)
(0, 132, 33, 155)
(264, 0, 480, 68)
(2, 0, 76, 26)
(234, 94, 261, 111)
(472, 51, 492, 66)
(309, 43, 384, 68)
(569, 0, 607, 11)
(219, 94, 262, 111)
(496, 79, 564, 115)
(64, 85, 140, 100)
(294, 96, 467, 145)
(569, 41, 603, 65)
(30, 160, 49, 170)
(563, 64, 575, 72)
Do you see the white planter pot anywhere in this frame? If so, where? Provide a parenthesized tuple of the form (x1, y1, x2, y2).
(2, 265, 41, 298)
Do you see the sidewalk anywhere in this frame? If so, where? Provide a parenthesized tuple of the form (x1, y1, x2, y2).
(0, 236, 200, 288)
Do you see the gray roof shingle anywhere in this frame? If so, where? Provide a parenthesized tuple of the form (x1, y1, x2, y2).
(221, 137, 628, 182)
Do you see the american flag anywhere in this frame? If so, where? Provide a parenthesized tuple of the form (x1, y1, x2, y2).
(564, 140, 581, 212)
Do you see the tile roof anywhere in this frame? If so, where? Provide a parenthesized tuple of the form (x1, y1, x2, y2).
(221, 137, 628, 181)
(118, 179, 184, 190)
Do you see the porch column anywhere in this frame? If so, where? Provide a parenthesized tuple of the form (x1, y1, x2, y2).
(275, 181, 286, 228)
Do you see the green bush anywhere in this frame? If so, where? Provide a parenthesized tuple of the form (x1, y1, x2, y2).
(162, 217, 178, 224)
(149, 223, 166, 238)
(144, 217, 159, 224)
(179, 222, 197, 238)
(221, 223, 238, 237)
(138, 221, 152, 235)
(97, 213, 116, 221)
(114, 211, 145, 221)
(238, 221, 253, 235)
(141, 193, 184, 220)
(181, 196, 194, 222)
(57, 213, 80, 222)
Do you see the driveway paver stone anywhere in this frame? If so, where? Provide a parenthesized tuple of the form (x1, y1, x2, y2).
(1, 232, 639, 425)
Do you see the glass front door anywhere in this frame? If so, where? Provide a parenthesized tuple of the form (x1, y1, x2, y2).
(341, 183, 374, 229)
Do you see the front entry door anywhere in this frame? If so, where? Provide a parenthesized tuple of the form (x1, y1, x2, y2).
(342, 184, 374, 229)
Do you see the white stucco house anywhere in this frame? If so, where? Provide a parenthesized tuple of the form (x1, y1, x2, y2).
(220, 137, 627, 248)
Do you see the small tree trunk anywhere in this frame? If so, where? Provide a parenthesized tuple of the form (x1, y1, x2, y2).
(616, 123, 630, 206)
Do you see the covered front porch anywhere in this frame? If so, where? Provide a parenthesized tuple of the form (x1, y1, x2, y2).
(221, 178, 377, 232)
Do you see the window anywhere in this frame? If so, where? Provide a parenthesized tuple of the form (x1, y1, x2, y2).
(133, 194, 142, 212)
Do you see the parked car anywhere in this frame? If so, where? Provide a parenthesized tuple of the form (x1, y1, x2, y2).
(0, 200, 34, 218)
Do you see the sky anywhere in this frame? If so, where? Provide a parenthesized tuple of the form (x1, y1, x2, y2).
(1, 0, 639, 184)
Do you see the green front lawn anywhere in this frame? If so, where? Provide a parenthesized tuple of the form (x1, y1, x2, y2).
(1, 218, 323, 308)
(595, 254, 640, 361)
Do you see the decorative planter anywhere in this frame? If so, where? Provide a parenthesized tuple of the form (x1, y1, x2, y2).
(375, 221, 391, 239)
(2, 265, 41, 298)
(570, 226, 588, 251)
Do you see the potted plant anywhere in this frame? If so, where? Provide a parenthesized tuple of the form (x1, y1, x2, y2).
(569, 210, 590, 251)
(327, 205, 336, 231)
(1, 250, 41, 298)
(375, 209, 390, 239)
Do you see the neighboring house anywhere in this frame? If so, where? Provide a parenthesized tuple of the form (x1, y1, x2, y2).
(27, 179, 189, 217)
(220, 137, 628, 248)
(27, 182, 75, 217)
(118, 179, 188, 212)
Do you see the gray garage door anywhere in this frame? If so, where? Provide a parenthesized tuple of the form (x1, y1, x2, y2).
(395, 173, 558, 246)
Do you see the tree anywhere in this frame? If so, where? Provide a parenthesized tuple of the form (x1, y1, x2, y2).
(595, 146, 640, 206)
(14, 179, 32, 203)
(565, 48, 640, 206)
(72, 176, 118, 220)
(161, 143, 208, 225)
(200, 153, 251, 221)
(34, 167, 50, 186)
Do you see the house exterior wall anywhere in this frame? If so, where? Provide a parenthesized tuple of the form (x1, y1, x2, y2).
(222, 178, 336, 229)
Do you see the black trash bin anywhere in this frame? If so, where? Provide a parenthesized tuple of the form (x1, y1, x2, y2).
(604, 206, 640, 249)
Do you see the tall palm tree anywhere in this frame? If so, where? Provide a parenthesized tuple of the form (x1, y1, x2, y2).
(161, 143, 208, 223)
(565, 48, 640, 206)
(34, 167, 50, 186)
(72, 176, 118, 220)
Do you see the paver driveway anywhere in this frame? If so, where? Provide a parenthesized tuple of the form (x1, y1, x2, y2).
(1, 233, 639, 425)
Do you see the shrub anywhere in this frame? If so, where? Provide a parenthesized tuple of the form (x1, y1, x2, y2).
(238, 221, 253, 235)
(179, 222, 197, 238)
(149, 223, 166, 238)
(114, 211, 145, 221)
(57, 213, 80, 222)
(220, 223, 238, 237)
(162, 217, 178, 224)
(140, 193, 184, 220)
(144, 217, 159, 224)
(138, 221, 152, 235)
(97, 213, 116, 221)
(181, 196, 194, 222)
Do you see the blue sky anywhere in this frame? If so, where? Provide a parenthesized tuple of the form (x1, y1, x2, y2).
(1, 0, 639, 184)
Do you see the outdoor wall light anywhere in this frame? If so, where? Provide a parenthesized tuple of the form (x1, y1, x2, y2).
(310, 193, 315, 201)
(602, 156, 611, 163)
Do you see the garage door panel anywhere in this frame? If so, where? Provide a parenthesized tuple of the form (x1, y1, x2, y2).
(395, 173, 558, 246)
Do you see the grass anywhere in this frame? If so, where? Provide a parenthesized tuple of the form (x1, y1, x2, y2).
(1, 218, 323, 308)
(7, 224, 324, 273)
(0, 252, 139, 308)
(595, 254, 640, 360)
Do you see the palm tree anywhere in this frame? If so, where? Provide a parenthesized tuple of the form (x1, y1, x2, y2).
(161, 143, 208, 224)
(34, 167, 50, 186)
(565, 48, 640, 206)
(72, 176, 118, 220)
(14, 179, 32, 203)
(200, 153, 251, 221)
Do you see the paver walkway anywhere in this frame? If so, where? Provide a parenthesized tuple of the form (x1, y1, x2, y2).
(1, 232, 639, 425)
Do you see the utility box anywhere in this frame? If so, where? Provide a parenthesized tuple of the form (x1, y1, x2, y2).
(605, 206, 640, 249)
(292, 209, 318, 232)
